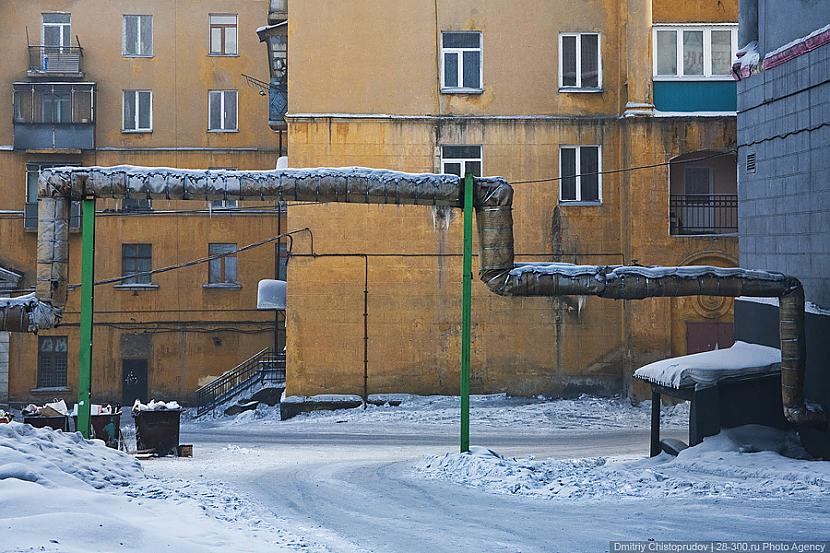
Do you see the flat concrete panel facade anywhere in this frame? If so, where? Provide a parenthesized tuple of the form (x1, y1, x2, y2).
(737, 40, 830, 308)
(736, 2, 830, 455)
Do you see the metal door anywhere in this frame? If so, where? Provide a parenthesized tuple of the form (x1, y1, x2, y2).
(686, 322, 735, 354)
(122, 359, 148, 406)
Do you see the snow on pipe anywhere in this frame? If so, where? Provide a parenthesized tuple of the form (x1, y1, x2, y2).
(2, 165, 822, 426)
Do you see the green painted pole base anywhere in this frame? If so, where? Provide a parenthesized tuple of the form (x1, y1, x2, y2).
(460, 173, 473, 453)
(77, 198, 95, 438)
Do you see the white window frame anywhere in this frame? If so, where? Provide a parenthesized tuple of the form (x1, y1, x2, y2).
(440, 32, 483, 93)
(122, 90, 153, 132)
(559, 145, 602, 204)
(440, 145, 483, 177)
(123, 15, 153, 57)
(208, 90, 238, 132)
(558, 32, 603, 91)
(652, 24, 738, 80)
(42, 13, 71, 47)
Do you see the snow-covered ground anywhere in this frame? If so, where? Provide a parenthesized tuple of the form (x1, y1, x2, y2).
(5, 395, 829, 552)
(0, 422, 312, 553)
(189, 393, 690, 434)
(415, 425, 830, 500)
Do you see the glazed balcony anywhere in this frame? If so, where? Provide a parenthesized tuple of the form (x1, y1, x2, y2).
(13, 82, 96, 151)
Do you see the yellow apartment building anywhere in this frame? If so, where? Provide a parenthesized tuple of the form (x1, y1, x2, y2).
(0, 0, 285, 407)
(283, 0, 741, 399)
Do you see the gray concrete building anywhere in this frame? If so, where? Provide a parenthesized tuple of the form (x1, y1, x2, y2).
(735, 0, 830, 456)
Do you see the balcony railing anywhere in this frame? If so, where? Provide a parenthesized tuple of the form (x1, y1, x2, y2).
(670, 194, 738, 236)
(27, 45, 84, 77)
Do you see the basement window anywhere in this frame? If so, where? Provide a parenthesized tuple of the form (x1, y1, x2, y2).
(559, 33, 602, 91)
(37, 336, 68, 389)
(441, 32, 482, 93)
(560, 145, 601, 204)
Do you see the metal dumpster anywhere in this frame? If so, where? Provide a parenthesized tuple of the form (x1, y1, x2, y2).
(23, 415, 70, 431)
(73, 413, 122, 449)
(134, 409, 181, 456)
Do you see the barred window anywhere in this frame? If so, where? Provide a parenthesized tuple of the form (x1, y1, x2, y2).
(37, 336, 68, 388)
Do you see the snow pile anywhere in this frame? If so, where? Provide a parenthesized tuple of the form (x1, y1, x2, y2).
(634, 341, 781, 389)
(415, 425, 830, 500)
(0, 421, 142, 489)
(0, 422, 298, 552)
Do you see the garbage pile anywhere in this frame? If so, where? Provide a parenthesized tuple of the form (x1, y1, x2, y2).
(132, 399, 181, 412)
(0, 409, 12, 423)
(21, 399, 123, 449)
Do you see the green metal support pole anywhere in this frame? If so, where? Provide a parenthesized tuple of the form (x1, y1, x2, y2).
(77, 198, 95, 439)
(460, 173, 473, 453)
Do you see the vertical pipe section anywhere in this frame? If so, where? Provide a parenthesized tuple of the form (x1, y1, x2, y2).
(460, 173, 474, 453)
(77, 198, 95, 438)
(36, 197, 70, 309)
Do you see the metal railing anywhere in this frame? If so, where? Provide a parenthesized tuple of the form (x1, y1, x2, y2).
(670, 194, 738, 235)
(195, 347, 286, 418)
(28, 45, 84, 75)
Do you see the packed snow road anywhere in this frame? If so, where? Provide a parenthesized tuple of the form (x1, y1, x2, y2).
(134, 398, 829, 553)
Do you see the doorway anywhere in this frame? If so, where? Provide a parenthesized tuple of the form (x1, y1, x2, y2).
(686, 321, 734, 354)
(122, 359, 148, 407)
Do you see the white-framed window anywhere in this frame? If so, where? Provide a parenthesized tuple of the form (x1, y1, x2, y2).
(42, 13, 71, 47)
(560, 145, 601, 204)
(122, 90, 152, 132)
(559, 33, 602, 90)
(123, 15, 153, 56)
(653, 25, 738, 79)
(440, 32, 482, 92)
(208, 90, 238, 131)
(209, 14, 238, 55)
(440, 145, 482, 177)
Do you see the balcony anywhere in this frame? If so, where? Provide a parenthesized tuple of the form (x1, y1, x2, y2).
(670, 194, 738, 236)
(27, 45, 84, 79)
(13, 82, 95, 151)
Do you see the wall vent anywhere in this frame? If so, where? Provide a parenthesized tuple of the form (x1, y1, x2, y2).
(746, 152, 757, 174)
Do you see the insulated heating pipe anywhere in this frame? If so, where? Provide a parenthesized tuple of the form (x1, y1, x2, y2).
(0, 165, 822, 426)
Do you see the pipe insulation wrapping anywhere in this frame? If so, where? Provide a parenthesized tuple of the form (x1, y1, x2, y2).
(39, 165, 468, 206)
(0, 164, 817, 426)
(0, 293, 61, 332)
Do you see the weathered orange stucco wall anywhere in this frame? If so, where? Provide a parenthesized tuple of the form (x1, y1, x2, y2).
(286, 117, 738, 398)
(0, 0, 282, 405)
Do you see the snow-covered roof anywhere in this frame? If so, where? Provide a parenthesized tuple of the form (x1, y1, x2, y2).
(634, 341, 781, 390)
